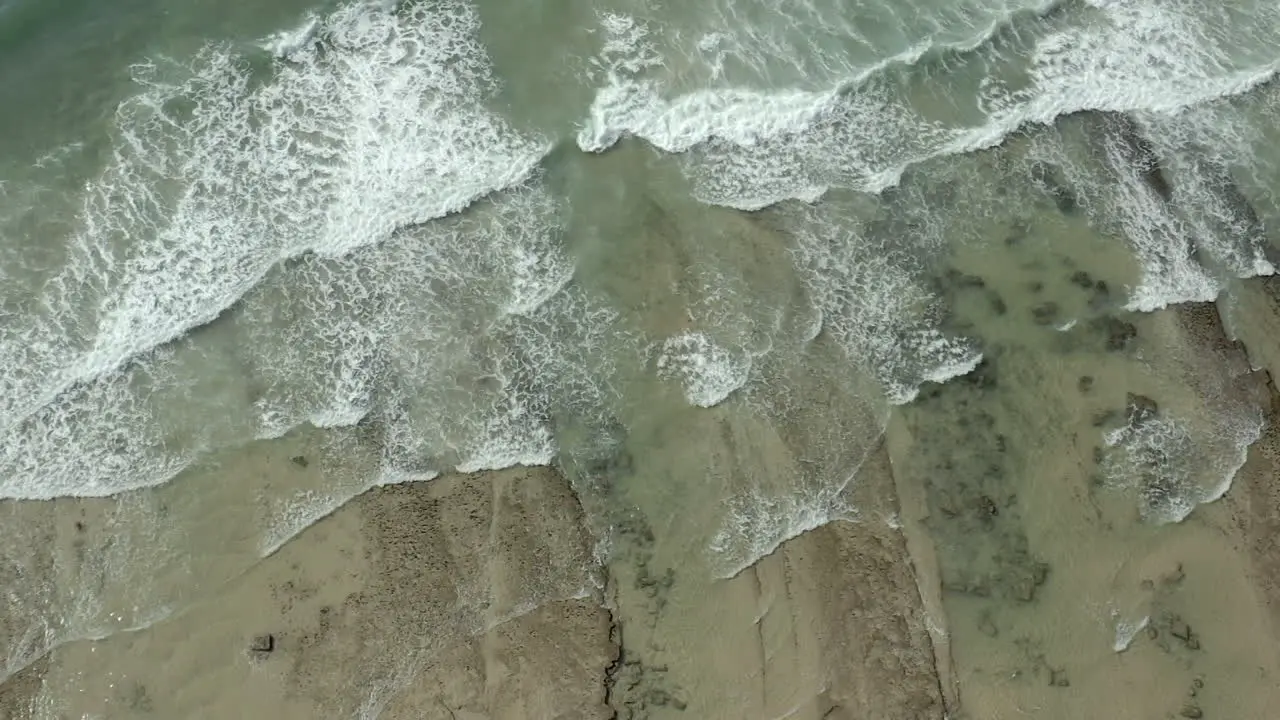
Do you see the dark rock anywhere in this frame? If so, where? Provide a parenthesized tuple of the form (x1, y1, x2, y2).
(291, 455, 309, 468)
(1006, 219, 1031, 246)
(1091, 410, 1119, 428)
(1125, 393, 1159, 425)
(1053, 190, 1078, 215)
(1069, 270, 1094, 288)
(1031, 562, 1050, 586)
(1030, 161, 1080, 214)
(1077, 376, 1094, 393)
(944, 268, 987, 290)
(977, 495, 999, 518)
(250, 634, 275, 653)
(987, 291, 1008, 315)
(74, 521, 86, 532)
(960, 359, 998, 391)
(1049, 668, 1070, 687)
(978, 613, 999, 638)
(1162, 563, 1186, 586)
(1093, 317, 1138, 351)
(1102, 112, 1173, 201)
(943, 579, 992, 598)
(1012, 576, 1036, 602)
(586, 447, 635, 480)
(1031, 302, 1060, 325)
(1090, 281, 1112, 311)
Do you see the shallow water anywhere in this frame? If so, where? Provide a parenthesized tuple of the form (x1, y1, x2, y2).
(2, 0, 1280, 716)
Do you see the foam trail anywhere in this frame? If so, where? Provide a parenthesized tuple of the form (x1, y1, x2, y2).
(657, 332, 752, 408)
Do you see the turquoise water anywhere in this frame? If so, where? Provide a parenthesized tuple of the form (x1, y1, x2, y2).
(2, 0, 1280, 700)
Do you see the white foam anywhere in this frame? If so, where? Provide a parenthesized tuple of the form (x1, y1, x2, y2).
(896, 336, 984, 404)
(656, 331, 751, 408)
(1095, 136, 1224, 312)
(239, 182, 585, 484)
(454, 400, 556, 474)
(0, 354, 198, 499)
(1112, 613, 1150, 652)
(1140, 111, 1277, 282)
(260, 487, 363, 558)
(578, 81, 835, 156)
(259, 12, 320, 59)
(1102, 404, 1262, 524)
(786, 203, 979, 404)
(1030, 118, 1228, 313)
(709, 482, 852, 580)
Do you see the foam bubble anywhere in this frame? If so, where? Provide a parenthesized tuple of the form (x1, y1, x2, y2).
(454, 399, 557, 474)
(656, 331, 751, 408)
(0, 353, 198, 498)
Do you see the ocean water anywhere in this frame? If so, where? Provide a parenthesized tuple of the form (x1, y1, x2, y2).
(2, 0, 1280, 701)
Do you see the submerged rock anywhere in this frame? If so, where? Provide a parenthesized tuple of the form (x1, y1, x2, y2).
(1125, 393, 1159, 426)
(249, 633, 275, 653)
(1029, 161, 1080, 214)
(1099, 112, 1173, 201)
(987, 291, 1008, 315)
(1092, 316, 1138, 351)
(1031, 302, 1060, 325)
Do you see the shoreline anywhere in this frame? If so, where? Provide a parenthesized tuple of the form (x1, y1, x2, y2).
(5, 283, 1280, 717)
